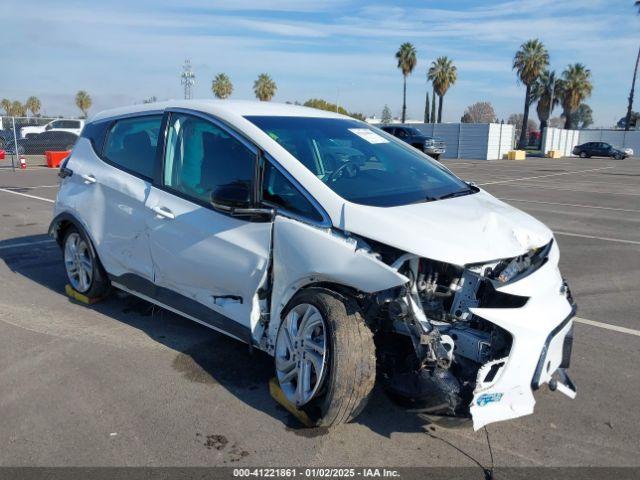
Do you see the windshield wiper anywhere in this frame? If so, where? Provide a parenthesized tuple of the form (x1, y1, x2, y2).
(436, 188, 476, 201)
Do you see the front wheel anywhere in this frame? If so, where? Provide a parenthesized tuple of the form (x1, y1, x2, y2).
(275, 288, 376, 427)
(614, 153, 624, 160)
(579, 151, 587, 158)
(431, 153, 440, 160)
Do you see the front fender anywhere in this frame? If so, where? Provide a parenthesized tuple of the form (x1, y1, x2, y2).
(267, 216, 408, 352)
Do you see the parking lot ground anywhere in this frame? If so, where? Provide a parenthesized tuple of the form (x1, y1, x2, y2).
(0, 156, 639, 468)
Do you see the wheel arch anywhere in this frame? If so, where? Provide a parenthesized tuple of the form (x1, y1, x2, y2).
(49, 212, 98, 253)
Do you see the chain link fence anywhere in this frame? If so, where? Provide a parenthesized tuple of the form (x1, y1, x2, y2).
(0, 116, 83, 170)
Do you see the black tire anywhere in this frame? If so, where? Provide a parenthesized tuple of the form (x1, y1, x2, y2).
(282, 288, 376, 427)
(62, 225, 110, 298)
(431, 153, 440, 160)
(579, 151, 587, 158)
(615, 153, 624, 160)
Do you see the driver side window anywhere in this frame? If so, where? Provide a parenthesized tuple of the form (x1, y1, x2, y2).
(262, 162, 323, 222)
(163, 113, 255, 204)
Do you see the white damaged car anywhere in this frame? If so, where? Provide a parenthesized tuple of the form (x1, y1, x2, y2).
(50, 100, 576, 429)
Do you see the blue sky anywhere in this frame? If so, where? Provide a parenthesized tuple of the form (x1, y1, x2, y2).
(1, 0, 637, 126)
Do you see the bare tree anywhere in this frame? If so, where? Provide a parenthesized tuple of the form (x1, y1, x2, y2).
(461, 102, 496, 123)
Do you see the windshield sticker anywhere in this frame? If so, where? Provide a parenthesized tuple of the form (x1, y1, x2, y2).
(348, 128, 389, 144)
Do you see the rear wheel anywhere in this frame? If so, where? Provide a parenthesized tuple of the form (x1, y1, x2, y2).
(275, 288, 376, 427)
(63, 226, 109, 297)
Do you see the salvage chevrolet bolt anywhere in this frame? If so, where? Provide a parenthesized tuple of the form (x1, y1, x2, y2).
(50, 100, 576, 429)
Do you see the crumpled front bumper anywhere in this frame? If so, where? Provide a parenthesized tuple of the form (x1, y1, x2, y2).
(467, 241, 577, 430)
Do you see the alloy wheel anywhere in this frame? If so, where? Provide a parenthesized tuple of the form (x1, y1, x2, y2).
(64, 232, 94, 293)
(275, 303, 327, 407)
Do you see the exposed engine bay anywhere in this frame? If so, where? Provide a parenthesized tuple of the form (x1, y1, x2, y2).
(359, 238, 558, 419)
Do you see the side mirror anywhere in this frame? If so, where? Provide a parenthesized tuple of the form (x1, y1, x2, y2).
(210, 183, 274, 220)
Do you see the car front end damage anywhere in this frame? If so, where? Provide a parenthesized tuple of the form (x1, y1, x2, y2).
(358, 236, 576, 430)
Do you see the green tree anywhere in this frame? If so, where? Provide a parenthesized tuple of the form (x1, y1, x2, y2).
(428, 56, 457, 123)
(25, 96, 41, 117)
(430, 87, 436, 124)
(574, 103, 593, 129)
(513, 39, 549, 148)
(395, 42, 417, 123)
(211, 73, 233, 99)
(424, 91, 430, 123)
(253, 73, 277, 101)
(532, 70, 560, 132)
(1, 99, 11, 115)
(302, 98, 364, 120)
(558, 63, 593, 129)
(75, 91, 92, 118)
(381, 105, 392, 124)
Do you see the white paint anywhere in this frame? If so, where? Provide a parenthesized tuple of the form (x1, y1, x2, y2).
(478, 166, 615, 186)
(342, 189, 553, 266)
(0, 239, 55, 251)
(554, 231, 640, 246)
(0, 187, 55, 203)
(575, 317, 640, 337)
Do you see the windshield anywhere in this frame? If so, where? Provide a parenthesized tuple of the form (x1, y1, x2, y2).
(246, 116, 472, 207)
(405, 127, 423, 136)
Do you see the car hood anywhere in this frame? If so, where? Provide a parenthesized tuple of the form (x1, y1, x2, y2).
(339, 190, 553, 266)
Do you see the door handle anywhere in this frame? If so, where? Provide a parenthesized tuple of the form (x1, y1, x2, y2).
(81, 174, 96, 184)
(151, 206, 175, 220)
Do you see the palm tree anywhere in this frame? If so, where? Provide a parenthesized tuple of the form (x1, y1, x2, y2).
(25, 96, 41, 117)
(395, 42, 417, 123)
(11, 101, 26, 117)
(253, 74, 277, 101)
(513, 39, 549, 148)
(75, 91, 92, 118)
(211, 73, 233, 99)
(428, 56, 457, 123)
(558, 63, 593, 129)
(1, 99, 11, 115)
(532, 70, 560, 132)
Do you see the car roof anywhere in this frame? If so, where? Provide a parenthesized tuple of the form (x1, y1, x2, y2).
(90, 99, 349, 123)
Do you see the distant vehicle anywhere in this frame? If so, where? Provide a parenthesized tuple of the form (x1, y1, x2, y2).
(4, 131, 78, 155)
(572, 142, 628, 160)
(380, 125, 446, 160)
(0, 129, 17, 150)
(20, 119, 85, 139)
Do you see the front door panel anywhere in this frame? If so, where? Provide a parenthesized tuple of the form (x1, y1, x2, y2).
(145, 187, 271, 333)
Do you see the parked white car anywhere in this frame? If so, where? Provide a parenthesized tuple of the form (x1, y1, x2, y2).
(20, 118, 85, 139)
(50, 100, 576, 429)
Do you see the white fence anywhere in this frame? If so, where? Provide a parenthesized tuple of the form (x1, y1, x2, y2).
(542, 127, 640, 156)
(399, 122, 515, 160)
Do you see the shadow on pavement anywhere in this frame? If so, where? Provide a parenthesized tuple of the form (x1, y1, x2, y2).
(0, 234, 488, 450)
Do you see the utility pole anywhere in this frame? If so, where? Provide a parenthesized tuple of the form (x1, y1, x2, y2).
(181, 59, 195, 100)
(624, 46, 640, 131)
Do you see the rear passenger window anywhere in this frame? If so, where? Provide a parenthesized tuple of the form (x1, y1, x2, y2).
(262, 162, 323, 222)
(102, 115, 162, 179)
(163, 113, 256, 204)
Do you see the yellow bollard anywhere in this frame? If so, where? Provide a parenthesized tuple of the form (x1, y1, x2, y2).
(268, 377, 315, 427)
(65, 284, 105, 305)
